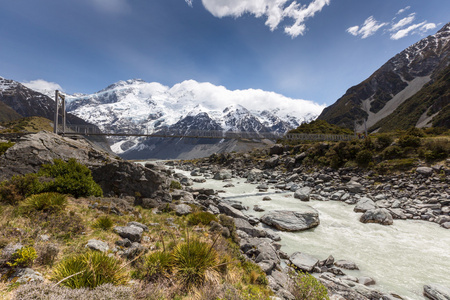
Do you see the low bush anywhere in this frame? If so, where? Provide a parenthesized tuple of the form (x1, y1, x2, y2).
(382, 145, 404, 160)
(38, 158, 103, 198)
(7, 246, 37, 268)
(288, 269, 329, 300)
(19, 192, 67, 214)
(375, 134, 393, 150)
(172, 238, 219, 291)
(51, 251, 129, 289)
(421, 139, 450, 160)
(170, 180, 182, 190)
(0, 141, 14, 156)
(187, 211, 217, 226)
(398, 134, 421, 148)
(355, 149, 373, 168)
(92, 216, 114, 231)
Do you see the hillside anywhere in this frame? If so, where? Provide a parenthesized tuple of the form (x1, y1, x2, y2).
(318, 22, 450, 132)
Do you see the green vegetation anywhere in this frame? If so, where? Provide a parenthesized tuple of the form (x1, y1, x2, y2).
(281, 126, 449, 172)
(92, 215, 114, 231)
(0, 116, 54, 133)
(19, 192, 67, 214)
(187, 211, 217, 226)
(0, 159, 102, 205)
(38, 158, 103, 198)
(0, 141, 15, 156)
(169, 180, 182, 190)
(288, 120, 353, 135)
(51, 251, 129, 289)
(288, 270, 329, 300)
(7, 246, 37, 268)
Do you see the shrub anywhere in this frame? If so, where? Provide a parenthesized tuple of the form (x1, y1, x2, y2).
(0, 141, 14, 155)
(172, 238, 219, 290)
(398, 134, 421, 148)
(143, 251, 173, 280)
(422, 139, 450, 160)
(187, 211, 218, 226)
(382, 145, 404, 160)
(92, 216, 114, 231)
(7, 246, 37, 268)
(19, 192, 67, 214)
(375, 134, 393, 150)
(38, 158, 103, 198)
(288, 269, 329, 300)
(51, 251, 129, 289)
(170, 180, 182, 190)
(355, 149, 373, 168)
(0, 174, 43, 205)
(0, 182, 22, 205)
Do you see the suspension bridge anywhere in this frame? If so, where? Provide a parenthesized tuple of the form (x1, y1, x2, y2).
(53, 90, 355, 142)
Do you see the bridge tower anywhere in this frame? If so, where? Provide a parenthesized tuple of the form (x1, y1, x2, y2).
(54, 90, 66, 135)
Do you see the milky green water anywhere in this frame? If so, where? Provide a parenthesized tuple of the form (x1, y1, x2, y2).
(183, 172, 450, 300)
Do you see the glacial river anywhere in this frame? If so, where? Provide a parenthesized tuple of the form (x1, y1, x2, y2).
(176, 170, 450, 300)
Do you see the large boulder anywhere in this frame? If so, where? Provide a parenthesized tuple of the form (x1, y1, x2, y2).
(260, 208, 320, 231)
(217, 202, 248, 220)
(91, 160, 169, 198)
(289, 252, 319, 272)
(294, 187, 311, 201)
(423, 284, 450, 300)
(213, 169, 232, 180)
(360, 208, 394, 225)
(354, 197, 377, 213)
(234, 218, 267, 238)
(416, 167, 434, 176)
(113, 226, 143, 243)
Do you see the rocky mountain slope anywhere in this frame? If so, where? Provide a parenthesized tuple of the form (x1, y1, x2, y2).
(65, 80, 322, 159)
(318, 22, 450, 132)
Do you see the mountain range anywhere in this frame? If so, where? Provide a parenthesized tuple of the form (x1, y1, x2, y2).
(64, 80, 322, 158)
(318, 22, 450, 132)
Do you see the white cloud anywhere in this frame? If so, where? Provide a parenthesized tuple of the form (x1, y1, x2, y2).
(200, 0, 330, 38)
(22, 79, 63, 96)
(185, 0, 193, 7)
(396, 6, 410, 15)
(390, 13, 416, 32)
(346, 16, 388, 39)
(91, 0, 130, 14)
(390, 21, 436, 40)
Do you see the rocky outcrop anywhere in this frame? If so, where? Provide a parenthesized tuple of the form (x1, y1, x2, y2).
(0, 131, 170, 199)
(360, 208, 394, 225)
(423, 284, 450, 300)
(260, 209, 320, 231)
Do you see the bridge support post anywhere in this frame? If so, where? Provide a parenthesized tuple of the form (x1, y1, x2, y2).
(53, 90, 66, 135)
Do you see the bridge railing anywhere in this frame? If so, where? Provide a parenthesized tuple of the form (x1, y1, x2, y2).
(62, 125, 355, 142)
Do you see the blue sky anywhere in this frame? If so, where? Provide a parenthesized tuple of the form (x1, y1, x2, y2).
(0, 0, 448, 106)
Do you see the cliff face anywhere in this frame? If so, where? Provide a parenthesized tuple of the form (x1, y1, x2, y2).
(318, 22, 450, 132)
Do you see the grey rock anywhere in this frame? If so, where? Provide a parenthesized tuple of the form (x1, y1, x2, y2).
(269, 144, 285, 155)
(113, 226, 143, 242)
(360, 208, 394, 225)
(217, 202, 248, 220)
(1, 243, 23, 261)
(359, 276, 376, 286)
(175, 204, 192, 216)
(85, 239, 109, 252)
(9, 268, 44, 284)
(346, 181, 364, 193)
(354, 197, 376, 213)
(254, 205, 265, 212)
(289, 252, 319, 272)
(263, 196, 272, 201)
(416, 167, 434, 176)
(121, 242, 147, 260)
(423, 284, 450, 300)
(115, 238, 132, 248)
(334, 260, 359, 270)
(127, 221, 149, 232)
(441, 222, 450, 229)
(234, 218, 267, 238)
(294, 187, 311, 201)
(213, 169, 232, 180)
(264, 156, 280, 168)
(260, 208, 320, 231)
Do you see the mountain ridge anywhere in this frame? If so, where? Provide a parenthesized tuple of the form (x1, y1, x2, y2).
(318, 22, 450, 132)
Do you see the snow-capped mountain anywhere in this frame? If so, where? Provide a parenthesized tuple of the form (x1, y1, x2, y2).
(66, 79, 323, 157)
(318, 22, 450, 131)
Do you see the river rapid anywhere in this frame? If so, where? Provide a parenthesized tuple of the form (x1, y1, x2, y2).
(175, 169, 450, 300)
